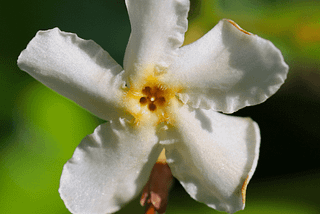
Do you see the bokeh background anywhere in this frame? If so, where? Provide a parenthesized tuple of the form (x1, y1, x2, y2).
(1, 0, 319, 213)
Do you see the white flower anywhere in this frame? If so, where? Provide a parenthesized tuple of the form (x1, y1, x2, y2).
(17, 0, 288, 214)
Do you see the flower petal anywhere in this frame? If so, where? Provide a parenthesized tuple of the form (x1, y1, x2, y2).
(163, 106, 260, 213)
(18, 28, 125, 121)
(167, 19, 289, 113)
(59, 119, 163, 214)
(123, 0, 189, 81)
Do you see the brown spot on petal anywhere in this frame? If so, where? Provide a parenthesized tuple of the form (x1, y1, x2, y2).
(227, 20, 252, 35)
(241, 175, 250, 204)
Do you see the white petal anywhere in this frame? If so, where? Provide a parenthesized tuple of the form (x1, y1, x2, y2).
(163, 106, 260, 213)
(167, 19, 289, 113)
(59, 119, 163, 214)
(123, 0, 189, 81)
(18, 28, 126, 121)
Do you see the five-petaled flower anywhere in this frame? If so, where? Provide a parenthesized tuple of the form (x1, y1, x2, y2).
(17, 0, 288, 214)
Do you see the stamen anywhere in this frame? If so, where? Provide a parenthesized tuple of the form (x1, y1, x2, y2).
(157, 97, 165, 105)
(138, 85, 170, 113)
(142, 86, 152, 95)
(149, 103, 157, 111)
(140, 97, 148, 104)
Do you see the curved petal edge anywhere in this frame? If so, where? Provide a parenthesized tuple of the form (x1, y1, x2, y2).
(124, 0, 189, 81)
(59, 120, 163, 214)
(164, 107, 260, 213)
(18, 27, 126, 121)
(167, 19, 289, 113)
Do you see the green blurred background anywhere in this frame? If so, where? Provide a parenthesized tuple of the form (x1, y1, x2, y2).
(1, 0, 319, 213)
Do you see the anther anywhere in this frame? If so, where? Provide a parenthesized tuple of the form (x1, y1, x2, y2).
(140, 97, 148, 104)
(142, 86, 152, 95)
(158, 97, 165, 105)
(149, 103, 157, 111)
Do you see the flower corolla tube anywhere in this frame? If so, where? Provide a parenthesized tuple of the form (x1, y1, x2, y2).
(17, 0, 288, 213)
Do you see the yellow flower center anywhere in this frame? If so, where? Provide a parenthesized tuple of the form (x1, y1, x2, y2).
(123, 68, 182, 127)
(139, 86, 166, 112)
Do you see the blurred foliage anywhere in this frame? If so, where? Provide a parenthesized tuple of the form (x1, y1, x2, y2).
(0, 0, 319, 213)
